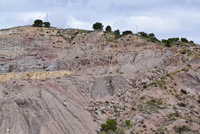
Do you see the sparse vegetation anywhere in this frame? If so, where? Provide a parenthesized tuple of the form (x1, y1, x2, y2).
(138, 32, 148, 38)
(105, 25, 112, 32)
(122, 30, 133, 36)
(140, 96, 146, 100)
(162, 39, 172, 47)
(99, 119, 125, 134)
(125, 120, 132, 128)
(168, 111, 180, 119)
(114, 29, 121, 38)
(43, 22, 51, 27)
(137, 32, 160, 43)
(93, 22, 104, 31)
(101, 119, 118, 132)
(33, 19, 43, 27)
(33, 19, 51, 27)
(173, 125, 191, 134)
(181, 38, 188, 43)
(137, 98, 163, 113)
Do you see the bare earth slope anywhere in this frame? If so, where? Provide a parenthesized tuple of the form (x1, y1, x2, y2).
(0, 26, 200, 134)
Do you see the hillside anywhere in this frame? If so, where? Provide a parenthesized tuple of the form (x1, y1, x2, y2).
(0, 25, 200, 134)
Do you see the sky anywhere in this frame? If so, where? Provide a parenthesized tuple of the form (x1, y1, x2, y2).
(0, 0, 200, 44)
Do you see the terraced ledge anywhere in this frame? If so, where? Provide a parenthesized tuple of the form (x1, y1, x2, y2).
(0, 70, 72, 82)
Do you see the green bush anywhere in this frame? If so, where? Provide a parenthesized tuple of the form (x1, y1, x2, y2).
(162, 39, 172, 47)
(148, 33, 155, 39)
(125, 120, 131, 126)
(105, 25, 112, 32)
(140, 96, 146, 100)
(122, 30, 133, 36)
(43, 22, 51, 27)
(157, 98, 163, 105)
(93, 22, 104, 31)
(114, 29, 120, 38)
(101, 119, 118, 132)
(172, 37, 179, 42)
(173, 125, 190, 133)
(181, 38, 188, 42)
(33, 19, 43, 27)
(143, 84, 148, 88)
(138, 32, 148, 38)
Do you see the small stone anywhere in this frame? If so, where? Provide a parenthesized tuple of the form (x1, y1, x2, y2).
(63, 102, 67, 106)
(55, 92, 60, 95)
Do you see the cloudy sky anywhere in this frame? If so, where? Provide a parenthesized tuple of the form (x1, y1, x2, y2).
(0, 0, 200, 44)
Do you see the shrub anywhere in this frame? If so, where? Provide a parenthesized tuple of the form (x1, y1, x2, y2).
(125, 120, 131, 127)
(157, 98, 163, 105)
(93, 22, 103, 31)
(114, 128, 125, 134)
(143, 84, 148, 88)
(173, 125, 190, 133)
(122, 30, 133, 36)
(140, 96, 146, 100)
(150, 38, 160, 43)
(101, 119, 118, 132)
(105, 25, 112, 32)
(189, 40, 194, 43)
(43, 22, 51, 27)
(177, 102, 186, 107)
(169, 111, 180, 118)
(181, 38, 188, 42)
(114, 29, 120, 38)
(33, 19, 43, 27)
(148, 33, 155, 39)
(162, 39, 172, 47)
(173, 37, 179, 42)
(138, 32, 148, 38)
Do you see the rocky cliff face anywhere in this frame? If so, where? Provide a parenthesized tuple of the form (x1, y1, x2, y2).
(0, 26, 200, 134)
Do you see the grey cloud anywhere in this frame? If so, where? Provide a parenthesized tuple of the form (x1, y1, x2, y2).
(0, 0, 199, 44)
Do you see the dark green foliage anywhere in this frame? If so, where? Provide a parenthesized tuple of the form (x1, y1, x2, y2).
(43, 22, 51, 27)
(114, 29, 120, 36)
(173, 125, 190, 134)
(180, 50, 187, 54)
(143, 84, 148, 88)
(189, 40, 194, 43)
(172, 37, 179, 42)
(138, 32, 148, 38)
(105, 25, 112, 32)
(114, 29, 120, 37)
(93, 22, 103, 31)
(162, 39, 172, 47)
(181, 38, 188, 42)
(169, 111, 180, 118)
(177, 102, 186, 107)
(122, 30, 133, 36)
(150, 38, 160, 43)
(148, 33, 155, 39)
(161, 37, 181, 47)
(125, 120, 131, 126)
(33, 19, 43, 27)
(138, 32, 160, 43)
(101, 119, 118, 132)
(101, 124, 108, 132)
(140, 96, 146, 100)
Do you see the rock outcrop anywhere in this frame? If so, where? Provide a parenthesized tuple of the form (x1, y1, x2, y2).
(0, 26, 200, 134)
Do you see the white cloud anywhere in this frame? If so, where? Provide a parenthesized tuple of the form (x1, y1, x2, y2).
(126, 16, 181, 32)
(42, 0, 67, 6)
(19, 12, 47, 22)
(67, 15, 92, 29)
